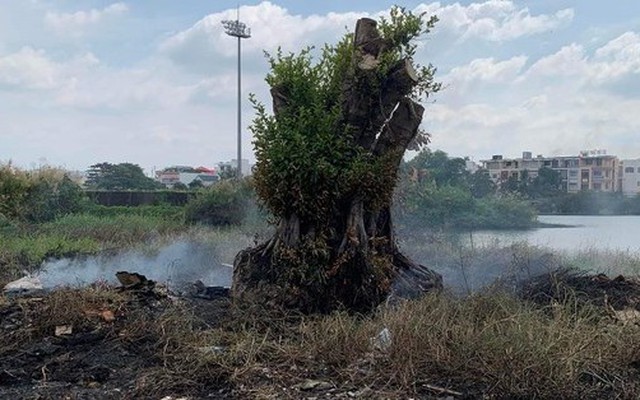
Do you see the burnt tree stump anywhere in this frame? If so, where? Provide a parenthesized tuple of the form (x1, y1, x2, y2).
(233, 14, 442, 313)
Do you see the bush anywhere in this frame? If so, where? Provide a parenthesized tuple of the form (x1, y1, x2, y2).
(0, 164, 87, 223)
(397, 181, 536, 230)
(474, 194, 537, 229)
(184, 180, 251, 226)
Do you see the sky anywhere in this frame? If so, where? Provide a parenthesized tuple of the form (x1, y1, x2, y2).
(1, 1, 640, 174)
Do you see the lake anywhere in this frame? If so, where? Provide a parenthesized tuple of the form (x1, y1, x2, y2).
(471, 215, 640, 253)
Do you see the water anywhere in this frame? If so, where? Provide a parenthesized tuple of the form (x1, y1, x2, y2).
(471, 215, 640, 253)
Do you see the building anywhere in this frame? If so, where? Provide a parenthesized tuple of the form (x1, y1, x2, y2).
(576, 150, 619, 192)
(481, 150, 619, 193)
(482, 152, 546, 185)
(155, 166, 219, 188)
(620, 159, 640, 197)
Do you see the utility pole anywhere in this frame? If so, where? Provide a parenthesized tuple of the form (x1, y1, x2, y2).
(222, 8, 251, 178)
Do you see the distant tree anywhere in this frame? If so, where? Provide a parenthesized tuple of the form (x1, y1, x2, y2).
(406, 149, 470, 187)
(501, 175, 520, 193)
(172, 182, 189, 191)
(188, 179, 204, 190)
(530, 167, 563, 198)
(217, 164, 237, 180)
(85, 162, 163, 190)
(469, 168, 496, 198)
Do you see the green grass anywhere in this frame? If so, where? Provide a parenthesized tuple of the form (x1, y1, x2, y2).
(83, 204, 185, 220)
(37, 213, 185, 246)
(0, 212, 189, 286)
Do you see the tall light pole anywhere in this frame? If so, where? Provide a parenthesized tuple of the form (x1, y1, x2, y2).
(222, 11, 251, 179)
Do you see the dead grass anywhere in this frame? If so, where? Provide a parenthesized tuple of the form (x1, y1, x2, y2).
(2, 286, 640, 399)
(141, 291, 640, 399)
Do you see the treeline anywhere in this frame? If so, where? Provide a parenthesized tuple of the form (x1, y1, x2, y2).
(490, 162, 640, 215)
(2, 156, 540, 231)
(395, 150, 537, 230)
(536, 192, 640, 215)
(0, 163, 249, 226)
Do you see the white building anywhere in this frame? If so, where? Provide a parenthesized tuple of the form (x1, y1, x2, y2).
(620, 159, 640, 197)
(155, 166, 219, 188)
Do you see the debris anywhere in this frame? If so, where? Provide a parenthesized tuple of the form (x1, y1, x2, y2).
(520, 268, 640, 311)
(100, 310, 116, 322)
(371, 327, 392, 352)
(3, 275, 43, 293)
(197, 345, 226, 355)
(295, 379, 333, 391)
(189, 280, 230, 299)
(614, 308, 640, 325)
(55, 325, 73, 336)
(423, 383, 463, 397)
(115, 271, 154, 289)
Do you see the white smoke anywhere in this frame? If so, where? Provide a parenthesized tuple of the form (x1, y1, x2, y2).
(36, 239, 235, 291)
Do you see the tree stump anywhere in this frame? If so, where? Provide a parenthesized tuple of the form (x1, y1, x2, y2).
(233, 14, 442, 313)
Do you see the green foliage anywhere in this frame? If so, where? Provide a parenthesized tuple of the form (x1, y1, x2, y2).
(378, 7, 441, 100)
(537, 191, 640, 215)
(251, 7, 440, 226)
(469, 169, 496, 198)
(188, 179, 204, 190)
(86, 162, 163, 190)
(398, 150, 535, 230)
(37, 213, 184, 246)
(0, 234, 100, 270)
(184, 180, 251, 226)
(0, 164, 87, 223)
(83, 204, 185, 220)
(501, 167, 563, 200)
(474, 195, 537, 229)
(252, 45, 352, 223)
(172, 182, 189, 191)
(405, 149, 470, 187)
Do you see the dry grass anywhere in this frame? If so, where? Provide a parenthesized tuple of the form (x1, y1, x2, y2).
(2, 286, 640, 399)
(143, 292, 640, 399)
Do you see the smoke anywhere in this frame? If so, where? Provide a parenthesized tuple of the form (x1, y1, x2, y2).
(36, 238, 235, 292)
(397, 230, 562, 295)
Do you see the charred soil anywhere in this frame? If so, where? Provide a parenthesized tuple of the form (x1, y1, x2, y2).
(2, 269, 640, 399)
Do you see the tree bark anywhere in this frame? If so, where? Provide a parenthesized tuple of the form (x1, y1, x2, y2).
(232, 17, 442, 313)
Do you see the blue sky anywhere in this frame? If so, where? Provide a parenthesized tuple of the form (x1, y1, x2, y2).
(1, 1, 640, 173)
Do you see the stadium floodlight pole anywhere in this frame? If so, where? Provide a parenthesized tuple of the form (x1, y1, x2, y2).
(222, 10, 251, 179)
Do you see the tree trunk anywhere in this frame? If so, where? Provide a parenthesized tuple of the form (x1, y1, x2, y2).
(232, 17, 442, 313)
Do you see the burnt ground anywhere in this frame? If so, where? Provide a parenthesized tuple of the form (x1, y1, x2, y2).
(0, 286, 235, 400)
(1, 269, 640, 399)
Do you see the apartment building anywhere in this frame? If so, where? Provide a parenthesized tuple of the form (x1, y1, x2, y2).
(620, 159, 640, 197)
(577, 150, 618, 192)
(481, 150, 619, 193)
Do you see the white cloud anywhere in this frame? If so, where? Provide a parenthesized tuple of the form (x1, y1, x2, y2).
(416, 1, 574, 42)
(0, 47, 99, 90)
(445, 55, 527, 83)
(160, 2, 363, 74)
(0, 47, 58, 89)
(521, 43, 587, 78)
(591, 31, 640, 82)
(44, 2, 129, 36)
(521, 32, 640, 85)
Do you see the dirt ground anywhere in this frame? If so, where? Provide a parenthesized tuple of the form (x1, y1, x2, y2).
(0, 283, 235, 400)
(2, 269, 640, 399)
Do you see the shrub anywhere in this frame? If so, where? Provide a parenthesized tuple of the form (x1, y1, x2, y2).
(184, 180, 251, 226)
(0, 163, 87, 223)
